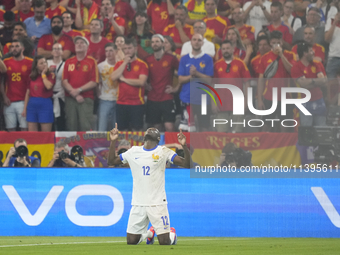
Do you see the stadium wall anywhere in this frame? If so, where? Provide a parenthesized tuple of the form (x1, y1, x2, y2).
(1, 168, 340, 237)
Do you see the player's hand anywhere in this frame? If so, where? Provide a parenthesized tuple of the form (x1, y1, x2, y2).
(52, 151, 59, 161)
(177, 129, 187, 146)
(123, 55, 131, 64)
(110, 123, 119, 141)
(273, 45, 282, 56)
(246, 44, 253, 55)
(63, 157, 76, 167)
(3, 95, 11, 106)
(189, 65, 197, 76)
(119, 76, 126, 82)
(175, 19, 182, 29)
(165, 85, 177, 94)
(42, 66, 48, 75)
(145, 83, 152, 91)
(75, 0, 81, 8)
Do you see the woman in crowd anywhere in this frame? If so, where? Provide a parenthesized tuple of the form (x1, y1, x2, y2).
(24, 56, 55, 132)
(164, 35, 180, 60)
(114, 35, 125, 63)
(47, 43, 65, 131)
(128, 11, 154, 60)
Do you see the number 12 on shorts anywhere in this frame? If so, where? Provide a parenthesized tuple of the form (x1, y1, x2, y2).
(142, 166, 150, 175)
(161, 216, 169, 228)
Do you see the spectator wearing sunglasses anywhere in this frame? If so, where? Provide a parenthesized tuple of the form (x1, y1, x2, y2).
(62, 36, 99, 131)
(110, 37, 149, 131)
(213, 40, 251, 133)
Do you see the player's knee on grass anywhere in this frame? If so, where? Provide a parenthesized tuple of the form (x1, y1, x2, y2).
(157, 233, 171, 245)
(126, 233, 141, 245)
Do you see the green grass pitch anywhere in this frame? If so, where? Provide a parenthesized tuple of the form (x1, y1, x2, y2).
(1, 237, 340, 255)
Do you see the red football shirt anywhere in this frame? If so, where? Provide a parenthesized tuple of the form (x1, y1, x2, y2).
(13, 9, 34, 21)
(203, 15, 230, 42)
(0, 9, 4, 21)
(86, 36, 112, 63)
(267, 23, 293, 45)
(4, 57, 33, 102)
(214, 58, 251, 111)
(291, 60, 326, 101)
(114, 58, 149, 105)
(163, 24, 194, 54)
(3, 42, 11, 55)
(258, 50, 296, 101)
(147, 1, 180, 34)
(114, 0, 136, 25)
(28, 73, 56, 98)
(145, 53, 179, 102)
(62, 56, 99, 99)
(291, 43, 325, 63)
(45, 5, 66, 19)
(38, 34, 74, 53)
(102, 17, 126, 41)
(63, 29, 84, 39)
(250, 54, 262, 78)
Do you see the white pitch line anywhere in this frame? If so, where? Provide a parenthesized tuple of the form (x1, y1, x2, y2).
(0, 238, 253, 248)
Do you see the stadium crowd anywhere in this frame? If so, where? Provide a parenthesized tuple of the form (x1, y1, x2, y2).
(0, 0, 339, 133)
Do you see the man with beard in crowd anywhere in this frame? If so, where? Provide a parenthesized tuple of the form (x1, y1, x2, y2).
(37, 16, 74, 60)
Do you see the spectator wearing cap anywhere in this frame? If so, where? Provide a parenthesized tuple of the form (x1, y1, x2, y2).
(307, 0, 337, 24)
(291, 42, 328, 127)
(145, 34, 179, 132)
(24, 0, 52, 45)
(37, 16, 73, 60)
(0, 11, 15, 46)
(86, 19, 112, 64)
(293, 7, 326, 47)
(62, 36, 99, 131)
(181, 20, 215, 58)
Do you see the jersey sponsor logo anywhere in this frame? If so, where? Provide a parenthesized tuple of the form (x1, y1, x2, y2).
(8, 66, 11, 71)
(311, 66, 316, 73)
(133, 65, 139, 72)
(83, 65, 89, 72)
(47, 42, 51, 45)
(152, 153, 159, 162)
(170, 33, 174, 37)
(22, 65, 27, 72)
(218, 67, 223, 72)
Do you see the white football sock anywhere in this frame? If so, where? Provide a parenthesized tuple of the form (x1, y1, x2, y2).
(170, 232, 176, 245)
(146, 229, 154, 239)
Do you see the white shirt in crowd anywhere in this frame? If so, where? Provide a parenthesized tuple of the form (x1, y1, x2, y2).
(97, 59, 117, 101)
(307, 3, 338, 22)
(180, 38, 215, 57)
(243, 0, 272, 38)
(47, 59, 65, 118)
(282, 14, 302, 32)
(120, 145, 177, 206)
(325, 18, 340, 58)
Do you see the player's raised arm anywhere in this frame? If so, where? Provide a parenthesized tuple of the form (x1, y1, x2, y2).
(108, 123, 123, 166)
(172, 129, 193, 168)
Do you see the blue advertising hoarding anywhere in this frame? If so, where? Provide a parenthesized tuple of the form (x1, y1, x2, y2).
(0, 168, 340, 237)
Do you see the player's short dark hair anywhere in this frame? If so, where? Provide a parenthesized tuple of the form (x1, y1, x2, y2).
(220, 39, 233, 48)
(271, 1, 283, 11)
(14, 138, 27, 147)
(12, 39, 25, 47)
(34, 0, 46, 8)
(270, 30, 283, 41)
(125, 37, 137, 47)
(14, 21, 27, 31)
(176, 5, 188, 14)
(4, 11, 15, 22)
(163, 35, 176, 52)
(51, 15, 64, 25)
(91, 18, 104, 28)
(105, 42, 117, 50)
(257, 35, 270, 45)
(297, 41, 312, 59)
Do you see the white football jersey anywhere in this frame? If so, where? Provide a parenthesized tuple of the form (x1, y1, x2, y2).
(120, 145, 177, 206)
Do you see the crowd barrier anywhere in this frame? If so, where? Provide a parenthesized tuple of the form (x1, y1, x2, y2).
(0, 131, 312, 167)
(0, 168, 339, 237)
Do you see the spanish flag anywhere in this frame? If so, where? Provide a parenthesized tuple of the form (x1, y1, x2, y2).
(82, 1, 100, 26)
